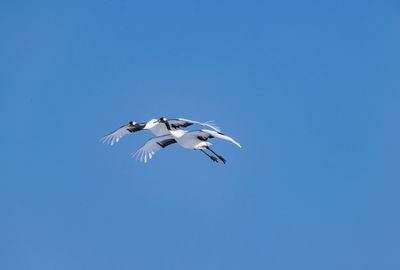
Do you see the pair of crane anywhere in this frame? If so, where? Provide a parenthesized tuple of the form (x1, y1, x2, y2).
(101, 117, 241, 164)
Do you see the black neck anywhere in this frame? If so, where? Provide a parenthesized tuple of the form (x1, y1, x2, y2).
(164, 121, 171, 130)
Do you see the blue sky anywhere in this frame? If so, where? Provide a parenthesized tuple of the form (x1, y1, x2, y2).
(1, 1, 399, 269)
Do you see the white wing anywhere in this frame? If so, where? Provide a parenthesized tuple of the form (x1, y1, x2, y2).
(100, 122, 145, 146)
(132, 135, 177, 163)
(168, 118, 220, 132)
(191, 129, 242, 148)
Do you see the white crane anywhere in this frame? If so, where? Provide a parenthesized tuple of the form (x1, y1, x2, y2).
(100, 118, 219, 146)
(133, 118, 241, 164)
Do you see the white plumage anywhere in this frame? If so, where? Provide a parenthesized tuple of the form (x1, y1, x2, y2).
(172, 129, 241, 149)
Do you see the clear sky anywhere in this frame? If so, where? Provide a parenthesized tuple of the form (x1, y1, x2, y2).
(1, 1, 399, 269)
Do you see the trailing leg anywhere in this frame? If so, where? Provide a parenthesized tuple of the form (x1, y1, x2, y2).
(200, 149, 218, 163)
(206, 146, 226, 164)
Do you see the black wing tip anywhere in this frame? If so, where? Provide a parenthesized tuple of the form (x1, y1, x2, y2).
(127, 123, 146, 133)
(157, 139, 177, 148)
(171, 123, 193, 129)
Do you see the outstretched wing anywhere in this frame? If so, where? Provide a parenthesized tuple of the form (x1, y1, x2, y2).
(132, 134, 177, 163)
(191, 129, 242, 148)
(100, 122, 146, 146)
(168, 118, 220, 132)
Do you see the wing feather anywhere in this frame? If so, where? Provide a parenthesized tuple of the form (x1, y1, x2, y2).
(132, 135, 177, 163)
(190, 129, 242, 148)
(168, 118, 220, 132)
(100, 122, 145, 146)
